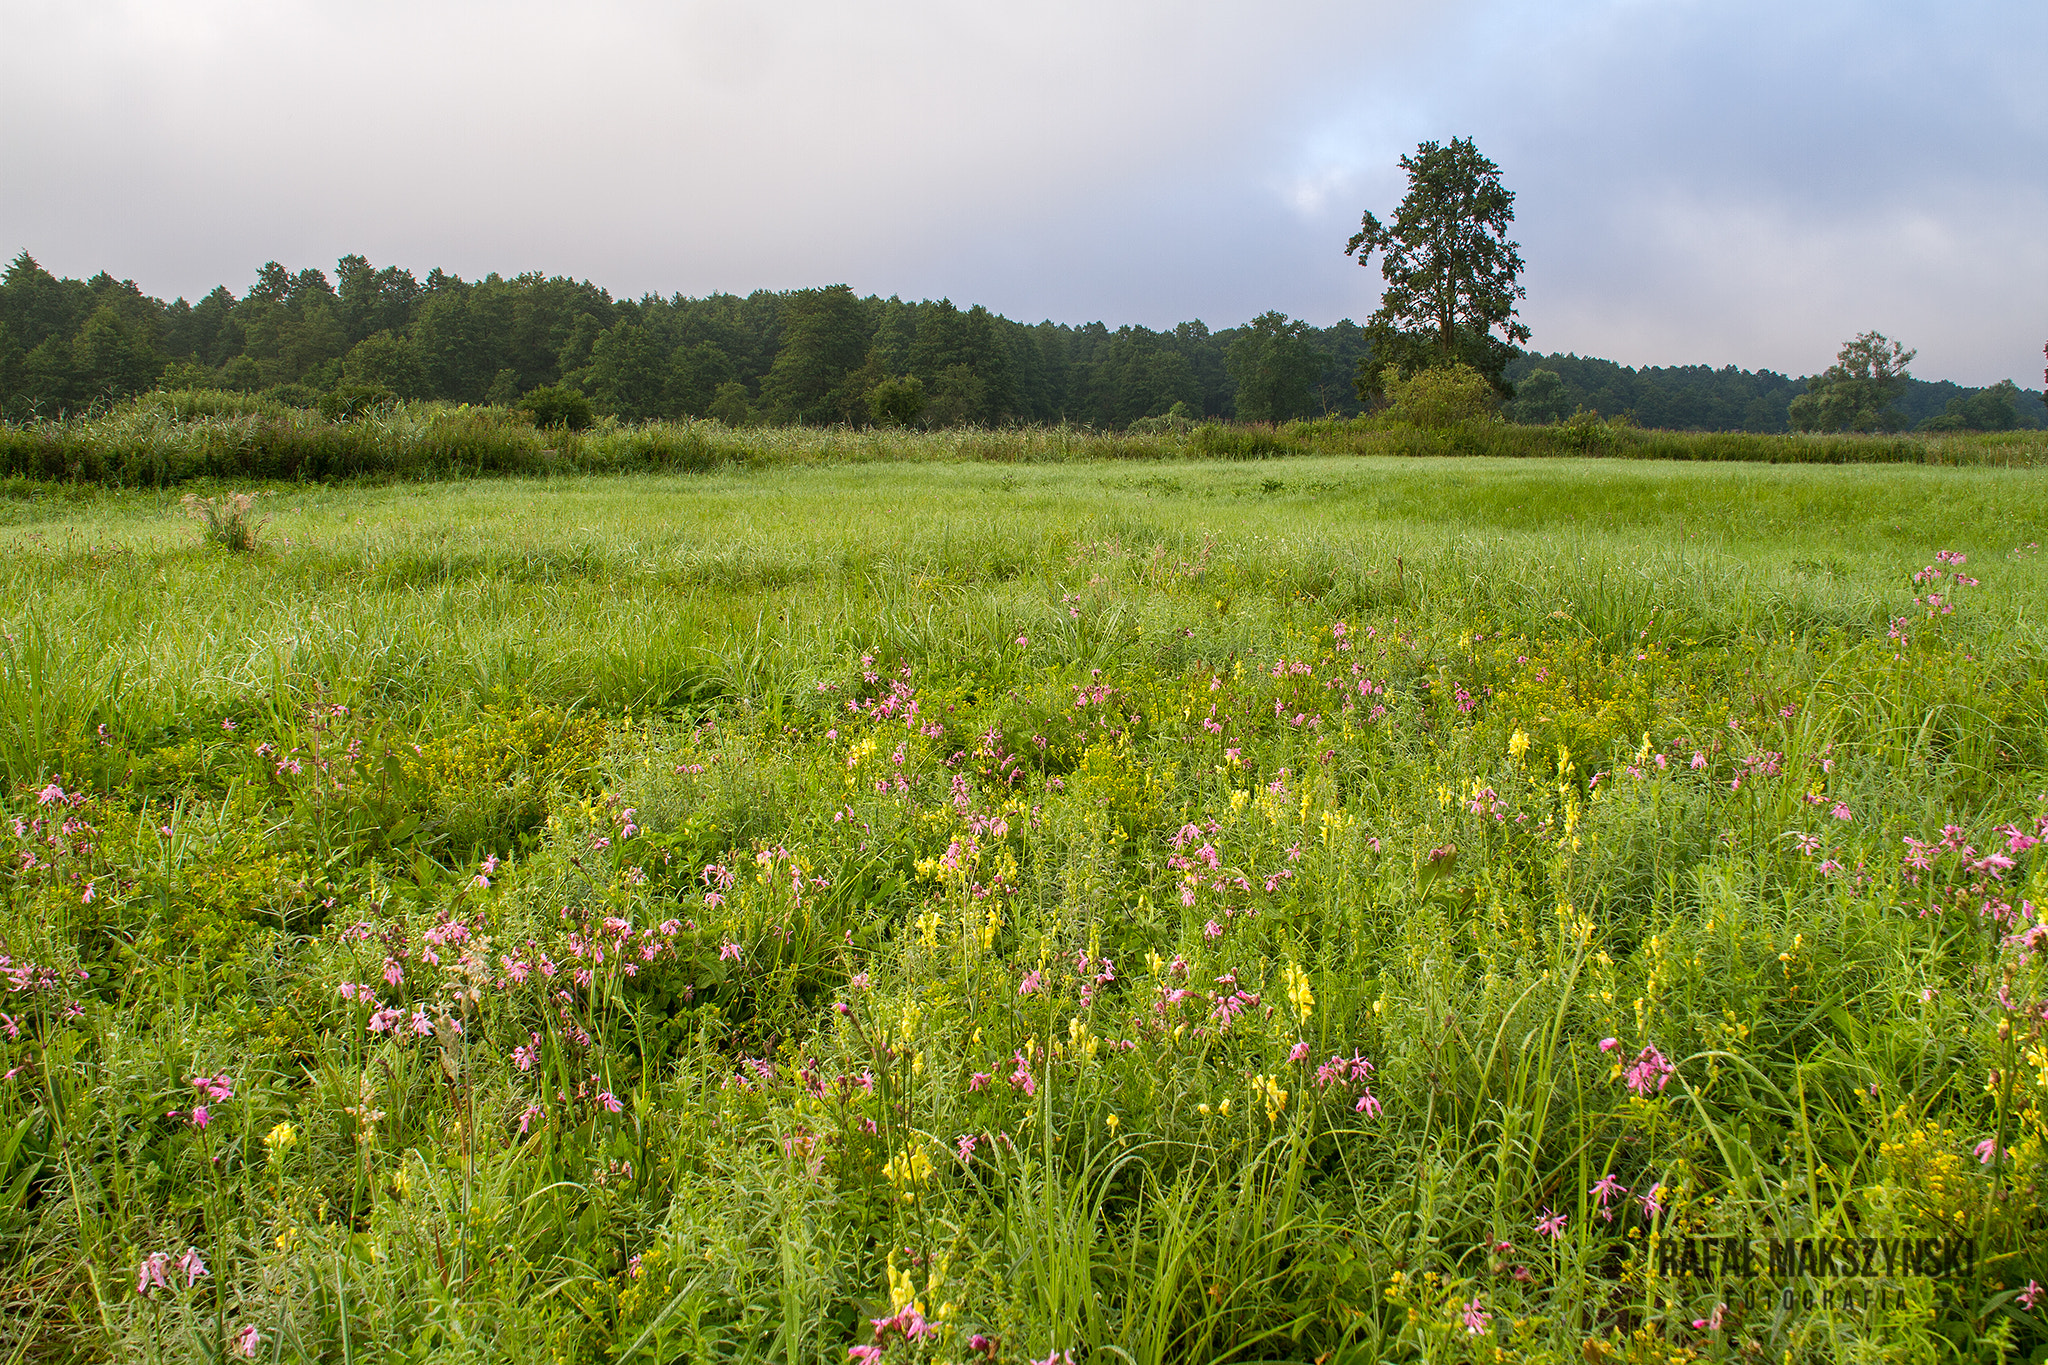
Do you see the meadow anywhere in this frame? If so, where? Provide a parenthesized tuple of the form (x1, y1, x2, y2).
(3, 450, 2047, 1364)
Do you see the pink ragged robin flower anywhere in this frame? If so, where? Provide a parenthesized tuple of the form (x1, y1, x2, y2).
(1461, 1297, 1491, 1336)
(1535, 1208, 1567, 1239)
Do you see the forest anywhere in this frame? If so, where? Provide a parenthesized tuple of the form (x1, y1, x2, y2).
(1, 251, 2040, 433)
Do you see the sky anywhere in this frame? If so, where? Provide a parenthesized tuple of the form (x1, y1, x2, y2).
(3, 0, 2043, 387)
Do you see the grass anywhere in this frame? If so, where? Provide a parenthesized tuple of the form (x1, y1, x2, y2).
(1, 392, 2044, 489)
(1, 454, 2047, 1363)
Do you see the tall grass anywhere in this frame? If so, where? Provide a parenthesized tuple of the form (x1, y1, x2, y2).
(1, 458, 2046, 1362)
(1, 394, 2041, 489)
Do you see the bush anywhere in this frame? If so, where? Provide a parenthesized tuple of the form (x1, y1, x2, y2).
(867, 375, 926, 428)
(1382, 362, 1499, 428)
(519, 385, 594, 431)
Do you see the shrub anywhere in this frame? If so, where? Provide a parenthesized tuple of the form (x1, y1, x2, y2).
(868, 375, 926, 428)
(519, 384, 594, 431)
(1382, 361, 1499, 428)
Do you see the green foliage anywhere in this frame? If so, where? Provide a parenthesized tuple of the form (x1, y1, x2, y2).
(1346, 138, 1529, 397)
(1380, 361, 1499, 428)
(1920, 379, 2023, 432)
(1788, 331, 1916, 433)
(317, 381, 398, 423)
(518, 384, 593, 431)
(867, 374, 926, 428)
(1509, 367, 1569, 424)
(1224, 312, 1326, 422)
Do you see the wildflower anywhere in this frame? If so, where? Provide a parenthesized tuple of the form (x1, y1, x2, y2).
(719, 941, 743, 963)
(1832, 802, 1853, 822)
(1462, 1296, 1492, 1336)
(1018, 970, 1041, 996)
(1590, 1174, 1627, 1220)
(233, 1324, 263, 1358)
(968, 1071, 991, 1091)
(1637, 1185, 1664, 1219)
(263, 1121, 297, 1152)
(189, 1104, 210, 1129)
(957, 1133, 978, 1165)
(1281, 960, 1315, 1021)
(1692, 1303, 1726, 1331)
(1508, 728, 1530, 760)
(1976, 1138, 2001, 1164)
(1598, 1037, 1619, 1053)
(969, 1335, 997, 1360)
(177, 1247, 207, 1285)
(597, 1091, 623, 1114)
(1535, 1208, 1567, 1239)
(2020, 1281, 2044, 1312)
(1031, 1353, 1075, 1365)
(1623, 1045, 1675, 1095)
(136, 1252, 173, 1295)
(1354, 1089, 1382, 1118)
(848, 1347, 883, 1364)
(1288, 1041, 1310, 1063)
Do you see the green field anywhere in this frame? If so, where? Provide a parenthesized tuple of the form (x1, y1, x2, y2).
(4, 454, 2047, 1363)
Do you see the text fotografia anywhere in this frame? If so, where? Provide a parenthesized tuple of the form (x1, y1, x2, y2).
(1653, 1233, 1977, 1283)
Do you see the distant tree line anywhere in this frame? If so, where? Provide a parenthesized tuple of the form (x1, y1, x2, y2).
(1, 251, 2039, 432)
(1503, 353, 2044, 434)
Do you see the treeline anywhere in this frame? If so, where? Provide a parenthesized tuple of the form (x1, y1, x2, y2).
(1504, 353, 2045, 433)
(0, 253, 1370, 428)
(2, 251, 2041, 432)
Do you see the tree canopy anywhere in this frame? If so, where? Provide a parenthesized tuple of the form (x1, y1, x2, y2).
(1344, 137, 1528, 400)
(1786, 331, 1916, 433)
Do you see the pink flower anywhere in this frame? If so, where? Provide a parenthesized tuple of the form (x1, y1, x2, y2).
(1018, 971, 1041, 996)
(189, 1104, 210, 1129)
(2020, 1280, 2044, 1311)
(1598, 1037, 1619, 1052)
(1977, 1138, 2001, 1164)
(848, 1347, 882, 1364)
(1288, 1041, 1309, 1063)
(1461, 1297, 1491, 1336)
(136, 1252, 172, 1295)
(1832, 802, 1853, 822)
(1623, 1045, 1674, 1095)
(719, 941, 743, 963)
(1535, 1208, 1567, 1239)
(177, 1246, 207, 1285)
(1590, 1174, 1627, 1220)
(233, 1324, 263, 1358)
(1353, 1089, 1382, 1118)
(968, 1072, 992, 1091)
(598, 1091, 623, 1114)
(1691, 1303, 1726, 1331)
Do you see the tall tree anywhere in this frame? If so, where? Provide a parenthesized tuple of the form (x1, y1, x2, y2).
(1786, 332, 1915, 432)
(1344, 137, 1528, 400)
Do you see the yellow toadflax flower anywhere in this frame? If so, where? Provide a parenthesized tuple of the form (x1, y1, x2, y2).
(1282, 961, 1315, 1022)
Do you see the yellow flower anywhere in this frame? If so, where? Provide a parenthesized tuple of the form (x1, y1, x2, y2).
(1508, 728, 1530, 761)
(1252, 1074, 1289, 1124)
(264, 1121, 298, 1153)
(1282, 961, 1315, 1022)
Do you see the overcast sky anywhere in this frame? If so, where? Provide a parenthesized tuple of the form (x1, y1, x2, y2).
(4, 0, 2043, 385)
